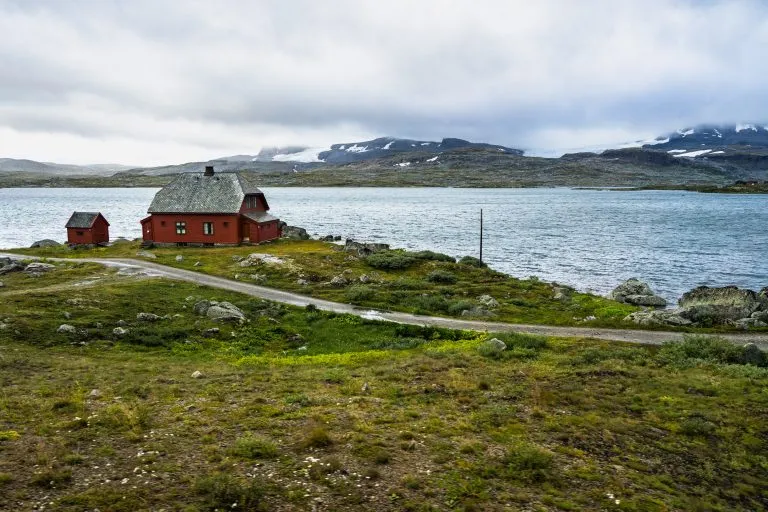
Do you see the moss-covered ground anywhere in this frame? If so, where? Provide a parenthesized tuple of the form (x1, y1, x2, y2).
(0, 263, 766, 511)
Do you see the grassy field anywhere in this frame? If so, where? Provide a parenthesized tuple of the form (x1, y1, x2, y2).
(1, 262, 767, 511)
(11, 240, 643, 329)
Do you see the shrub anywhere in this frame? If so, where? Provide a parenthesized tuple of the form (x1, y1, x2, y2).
(426, 270, 457, 284)
(388, 278, 429, 290)
(301, 427, 333, 449)
(230, 435, 278, 459)
(447, 300, 475, 316)
(656, 335, 758, 368)
(503, 443, 554, 482)
(458, 256, 487, 268)
(345, 285, 375, 303)
(0, 473, 13, 486)
(194, 473, 266, 511)
(410, 250, 455, 263)
(679, 416, 717, 437)
(365, 251, 417, 270)
(499, 332, 549, 351)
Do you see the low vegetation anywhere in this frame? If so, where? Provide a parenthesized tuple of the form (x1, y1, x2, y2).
(0, 263, 766, 510)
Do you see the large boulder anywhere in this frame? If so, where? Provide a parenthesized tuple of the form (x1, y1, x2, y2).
(624, 310, 692, 327)
(30, 239, 61, 248)
(477, 294, 500, 309)
(205, 301, 246, 323)
(343, 239, 390, 256)
(279, 223, 310, 240)
(23, 262, 56, 276)
(0, 261, 25, 275)
(678, 286, 762, 324)
(136, 312, 162, 322)
(609, 278, 667, 308)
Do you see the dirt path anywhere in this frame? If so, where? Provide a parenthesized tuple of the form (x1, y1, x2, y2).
(4, 253, 768, 349)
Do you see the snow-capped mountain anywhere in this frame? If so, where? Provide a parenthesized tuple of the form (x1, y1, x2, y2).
(228, 137, 524, 165)
(641, 123, 768, 157)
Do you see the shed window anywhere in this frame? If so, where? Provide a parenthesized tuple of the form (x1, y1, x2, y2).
(203, 222, 214, 235)
(76, 231, 84, 236)
(176, 221, 186, 235)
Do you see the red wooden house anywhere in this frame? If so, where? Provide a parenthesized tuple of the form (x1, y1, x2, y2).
(66, 212, 110, 245)
(140, 166, 281, 246)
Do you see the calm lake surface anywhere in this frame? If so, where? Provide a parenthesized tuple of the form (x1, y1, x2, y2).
(1, 187, 766, 301)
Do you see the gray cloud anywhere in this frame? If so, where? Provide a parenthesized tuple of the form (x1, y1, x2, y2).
(0, 0, 767, 164)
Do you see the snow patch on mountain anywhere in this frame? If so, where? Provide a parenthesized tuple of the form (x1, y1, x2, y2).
(677, 128, 695, 136)
(271, 147, 325, 163)
(736, 124, 758, 132)
(426, 156, 439, 162)
(673, 149, 712, 158)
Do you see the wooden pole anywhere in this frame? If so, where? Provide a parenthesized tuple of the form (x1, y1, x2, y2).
(480, 208, 483, 264)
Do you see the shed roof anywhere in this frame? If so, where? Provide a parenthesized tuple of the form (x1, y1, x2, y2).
(148, 172, 264, 214)
(242, 212, 279, 224)
(65, 212, 108, 229)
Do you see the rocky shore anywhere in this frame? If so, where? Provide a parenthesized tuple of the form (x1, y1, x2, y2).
(610, 278, 768, 330)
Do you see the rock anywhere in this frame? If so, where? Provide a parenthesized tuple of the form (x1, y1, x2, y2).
(30, 239, 61, 248)
(193, 300, 211, 316)
(609, 278, 666, 307)
(94, 322, 103, 329)
(23, 262, 56, 276)
(231, 255, 244, 262)
(57, 324, 77, 334)
(750, 310, 768, 323)
(731, 318, 768, 330)
(88, 389, 102, 399)
(477, 294, 500, 309)
(136, 250, 157, 259)
(361, 382, 371, 394)
(0, 257, 11, 267)
(0, 262, 24, 275)
(334, 236, 342, 241)
(136, 312, 161, 322)
(194, 261, 202, 267)
(202, 327, 220, 337)
(0, 322, 7, 330)
(113, 327, 128, 336)
(280, 223, 310, 240)
(296, 278, 309, 286)
(175, 255, 183, 262)
(63, 311, 71, 319)
(329, 274, 349, 287)
(460, 307, 495, 318)
(248, 274, 267, 284)
(205, 301, 246, 323)
(482, 338, 507, 351)
(0, 282, 3, 288)
(320, 235, 335, 242)
(191, 371, 204, 379)
(239, 253, 287, 267)
(624, 310, 692, 327)
(552, 286, 571, 301)
(678, 286, 762, 324)
(742, 343, 766, 366)
(343, 239, 390, 256)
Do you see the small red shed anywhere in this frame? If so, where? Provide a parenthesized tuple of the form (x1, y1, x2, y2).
(66, 212, 110, 246)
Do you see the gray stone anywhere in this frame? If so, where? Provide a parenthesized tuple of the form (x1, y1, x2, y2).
(477, 294, 500, 309)
(330, 274, 349, 287)
(89, 389, 102, 399)
(136, 250, 157, 259)
(361, 382, 371, 394)
(742, 343, 766, 366)
(116, 319, 127, 326)
(193, 300, 211, 316)
(0, 282, 6, 288)
(194, 261, 202, 267)
(191, 370, 204, 379)
(23, 262, 56, 275)
(624, 310, 692, 327)
(113, 327, 128, 336)
(63, 311, 71, 319)
(678, 286, 762, 323)
(609, 278, 666, 307)
(203, 327, 220, 337)
(731, 318, 768, 330)
(205, 301, 245, 323)
(136, 312, 162, 322)
(175, 255, 183, 262)
(343, 239, 390, 256)
(296, 278, 309, 286)
(482, 338, 507, 351)
(320, 235, 335, 242)
(30, 239, 61, 248)
(280, 224, 310, 240)
(0, 262, 24, 275)
(552, 286, 571, 301)
(57, 324, 77, 334)
(460, 307, 495, 318)
(751, 310, 768, 323)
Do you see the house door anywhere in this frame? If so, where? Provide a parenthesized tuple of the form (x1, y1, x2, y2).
(242, 222, 250, 242)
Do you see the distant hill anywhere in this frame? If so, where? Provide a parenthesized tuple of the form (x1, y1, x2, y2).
(0, 158, 136, 176)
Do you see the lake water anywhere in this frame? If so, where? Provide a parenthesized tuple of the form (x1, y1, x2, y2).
(1, 187, 765, 302)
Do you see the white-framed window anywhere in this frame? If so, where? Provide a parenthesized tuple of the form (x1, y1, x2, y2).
(203, 222, 214, 235)
(176, 221, 186, 235)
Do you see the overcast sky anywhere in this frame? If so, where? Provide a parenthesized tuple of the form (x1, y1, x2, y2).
(1, 0, 767, 166)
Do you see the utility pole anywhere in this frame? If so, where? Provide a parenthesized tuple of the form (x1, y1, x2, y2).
(479, 208, 483, 264)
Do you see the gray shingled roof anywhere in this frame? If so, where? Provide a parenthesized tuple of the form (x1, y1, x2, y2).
(148, 172, 263, 214)
(242, 212, 279, 223)
(66, 212, 107, 229)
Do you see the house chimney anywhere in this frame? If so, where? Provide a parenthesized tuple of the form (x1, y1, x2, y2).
(204, 165, 215, 176)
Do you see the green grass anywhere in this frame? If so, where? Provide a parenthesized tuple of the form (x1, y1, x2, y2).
(0, 263, 766, 510)
(9, 239, 644, 329)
